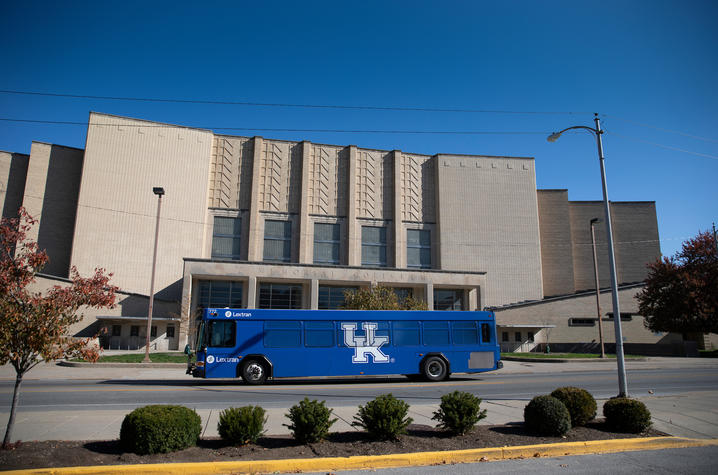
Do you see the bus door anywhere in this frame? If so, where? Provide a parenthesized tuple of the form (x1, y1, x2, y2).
(204, 319, 240, 378)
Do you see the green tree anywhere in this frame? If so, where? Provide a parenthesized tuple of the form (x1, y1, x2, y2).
(0, 208, 118, 448)
(637, 230, 717, 334)
(342, 285, 428, 310)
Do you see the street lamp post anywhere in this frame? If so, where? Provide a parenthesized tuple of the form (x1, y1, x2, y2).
(590, 218, 606, 358)
(143, 186, 165, 364)
(548, 113, 628, 397)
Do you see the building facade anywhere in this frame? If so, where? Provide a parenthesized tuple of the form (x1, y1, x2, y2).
(1, 112, 679, 353)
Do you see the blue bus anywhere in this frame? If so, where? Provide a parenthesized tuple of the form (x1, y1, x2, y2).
(188, 308, 502, 384)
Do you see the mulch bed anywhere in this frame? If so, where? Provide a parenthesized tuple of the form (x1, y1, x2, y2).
(0, 422, 665, 471)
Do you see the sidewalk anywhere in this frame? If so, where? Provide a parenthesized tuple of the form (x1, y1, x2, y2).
(2, 358, 718, 442)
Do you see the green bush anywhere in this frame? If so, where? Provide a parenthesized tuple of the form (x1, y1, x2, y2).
(550, 387, 597, 427)
(352, 394, 413, 440)
(284, 398, 338, 444)
(119, 405, 201, 455)
(217, 406, 267, 445)
(523, 395, 571, 436)
(432, 391, 487, 435)
(603, 397, 651, 433)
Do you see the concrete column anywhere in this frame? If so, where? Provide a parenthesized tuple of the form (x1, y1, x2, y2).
(393, 150, 405, 268)
(247, 137, 264, 261)
(23, 142, 51, 244)
(347, 146, 359, 266)
(247, 276, 257, 308)
(425, 282, 434, 310)
(310, 279, 319, 309)
(298, 141, 312, 263)
(468, 288, 478, 311)
(432, 154, 442, 269)
(178, 273, 193, 348)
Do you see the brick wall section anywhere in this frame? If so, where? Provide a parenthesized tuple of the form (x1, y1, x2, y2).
(537, 190, 575, 297)
(70, 113, 213, 299)
(0, 151, 29, 219)
(435, 154, 542, 307)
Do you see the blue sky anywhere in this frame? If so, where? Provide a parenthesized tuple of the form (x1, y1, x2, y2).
(1, 0, 716, 258)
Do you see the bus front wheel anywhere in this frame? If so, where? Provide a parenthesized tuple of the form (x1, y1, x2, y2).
(241, 360, 268, 385)
(423, 356, 448, 381)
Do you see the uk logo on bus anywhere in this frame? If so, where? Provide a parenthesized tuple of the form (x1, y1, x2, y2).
(341, 322, 389, 363)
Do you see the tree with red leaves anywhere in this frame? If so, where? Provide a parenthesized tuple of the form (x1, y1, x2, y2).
(0, 208, 118, 448)
(638, 230, 718, 334)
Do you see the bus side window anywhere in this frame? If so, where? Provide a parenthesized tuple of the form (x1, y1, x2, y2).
(452, 321, 478, 345)
(393, 321, 420, 346)
(264, 321, 301, 348)
(305, 321, 334, 347)
(208, 321, 236, 347)
(423, 321, 450, 345)
(481, 323, 491, 343)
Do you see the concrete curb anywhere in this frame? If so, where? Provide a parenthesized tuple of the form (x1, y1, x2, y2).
(502, 356, 648, 363)
(57, 361, 186, 369)
(4, 437, 718, 475)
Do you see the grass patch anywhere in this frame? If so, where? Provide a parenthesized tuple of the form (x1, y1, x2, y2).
(501, 352, 642, 359)
(699, 349, 718, 358)
(73, 353, 188, 363)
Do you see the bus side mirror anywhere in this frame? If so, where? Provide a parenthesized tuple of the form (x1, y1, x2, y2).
(183, 344, 193, 356)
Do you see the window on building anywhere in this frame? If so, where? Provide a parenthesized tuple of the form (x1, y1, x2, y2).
(130, 325, 139, 337)
(150, 326, 157, 338)
(361, 226, 387, 267)
(392, 287, 413, 305)
(208, 320, 236, 347)
(211, 216, 241, 260)
(515, 331, 522, 342)
(318, 285, 357, 309)
(407, 229, 431, 268)
(198, 280, 243, 309)
(263, 220, 292, 262)
(166, 325, 175, 338)
(304, 321, 334, 347)
(569, 318, 596, 327)
(111, 325, 121, 337)
(264, 321, 301, 347)
(605, 313, 633, 321)
(502, 331, 509, 342)
(258, 283, 302, 309)
(528, 331, 534, 343)
(434, 289, 464, 310)
(314, 223, 340, 265)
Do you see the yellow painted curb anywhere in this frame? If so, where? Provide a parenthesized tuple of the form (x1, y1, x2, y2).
(4, 437, 718, 475)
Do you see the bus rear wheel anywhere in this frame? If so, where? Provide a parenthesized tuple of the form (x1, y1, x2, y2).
(241, 360, 268, 385)
(423, 356, 448, 381)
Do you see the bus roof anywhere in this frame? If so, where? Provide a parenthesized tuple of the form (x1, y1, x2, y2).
(203, 308, 495, 321)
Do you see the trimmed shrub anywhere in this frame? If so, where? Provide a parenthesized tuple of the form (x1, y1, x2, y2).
(352, 394, 413, 440)
(284, 398, 338, 444)
(119, 405, 201, 455)
(432, 391, 487, 436)
(218, 406, 267, 445)
(603, 397, 651, 433)
(523, 395, 571, 436)
(550, 387, 597, 427)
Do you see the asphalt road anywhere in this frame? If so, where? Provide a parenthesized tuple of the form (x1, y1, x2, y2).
(3, 367, 718, 412)
(311, 446, 718, 475)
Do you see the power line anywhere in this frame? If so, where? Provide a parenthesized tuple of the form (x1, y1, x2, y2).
(0, 118, 550, 135)
(603, 114, 718, 144)
(0, 89, 592, 115)
(605, 130, 718, 161)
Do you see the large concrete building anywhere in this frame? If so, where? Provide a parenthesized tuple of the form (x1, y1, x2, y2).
(1, 112, 685, 354)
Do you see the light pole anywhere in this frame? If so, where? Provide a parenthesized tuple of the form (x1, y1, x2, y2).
(143, 186, 165, 364)
(548, 113, 628, 396)
(590, 218, 606, 358)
